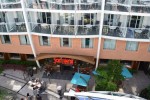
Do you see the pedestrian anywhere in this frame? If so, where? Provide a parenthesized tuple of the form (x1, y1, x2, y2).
(26, 93, 32, 100)
(57, 85, 62, 96)
(36, 94, 42, 100)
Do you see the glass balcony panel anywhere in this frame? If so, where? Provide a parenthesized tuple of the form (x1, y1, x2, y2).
(30, 23, 51, 34)
(0, 23, 7, 32)
(61, 4, 75, 10)
(78, 3, 101, 10)
(126, 28, 150, 39)
(1, 0, 20, 3)
(2, 3, 21, 9)
(102, 25, 125, 38)
(28, 3, 49, 9)
(53, 25, 75, 35)
(77, 25, 99, 35)
(105, 0, 130, 12)
(62, 0, 74, 3)
(9, 22, 27, 32)
(131, 1, 150, 13)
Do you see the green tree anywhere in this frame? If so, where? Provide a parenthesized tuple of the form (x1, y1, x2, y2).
(95, 60, 124, 91)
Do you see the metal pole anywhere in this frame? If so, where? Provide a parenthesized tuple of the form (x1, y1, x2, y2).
(95, 0, 105, 70)
(21, 0, 40, 67)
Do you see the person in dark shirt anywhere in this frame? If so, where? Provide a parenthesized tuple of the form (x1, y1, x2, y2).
(26, 93, 32, 100)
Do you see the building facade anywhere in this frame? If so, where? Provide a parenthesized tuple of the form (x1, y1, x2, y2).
(0, 0, 150, 71)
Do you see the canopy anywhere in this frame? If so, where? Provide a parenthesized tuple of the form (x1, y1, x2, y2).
(71, 73, 90, 87)
(121, 67, 133, 78)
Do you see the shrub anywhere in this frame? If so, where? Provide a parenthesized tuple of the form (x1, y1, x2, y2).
(140, 85, 150, 99)
(95, 60, 124, 91)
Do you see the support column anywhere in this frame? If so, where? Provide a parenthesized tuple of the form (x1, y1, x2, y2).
(21, 0, 40, 67)
(95, 0, 105, 70)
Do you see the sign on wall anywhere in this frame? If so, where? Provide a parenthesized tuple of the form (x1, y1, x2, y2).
(53, 58, 74, 65)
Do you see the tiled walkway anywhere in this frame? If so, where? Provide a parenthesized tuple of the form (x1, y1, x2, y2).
(0, 69, 69, 100)
(0, 69, 149, 99)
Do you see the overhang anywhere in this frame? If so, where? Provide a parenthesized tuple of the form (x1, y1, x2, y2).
(36, 53, 95, 65)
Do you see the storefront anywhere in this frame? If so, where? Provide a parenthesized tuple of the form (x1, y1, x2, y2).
(36, 53, 95, 74)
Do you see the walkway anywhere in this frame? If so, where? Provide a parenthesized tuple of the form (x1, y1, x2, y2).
(121, 71, 150, 95)
(0, 69, 68, 100)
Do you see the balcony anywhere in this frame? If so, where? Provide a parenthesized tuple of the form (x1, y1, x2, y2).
(30, 23, 51, 34)
(53, 25, 75, 35)
(105, 0, 130, 12)
(131, 1, 150, 13)
(28, 3, 49, 9)
(102, 25, 125, 37)
(0, 23, 7, 32)
(9, 22, 27, 32)
(102, 25, 150, 39)
(77, 25, 99, 35)
(105, 0, 150, 13)
(126, 27, 150, 39)
(1, 0, 21, 9)
(26, 0, 101, 10)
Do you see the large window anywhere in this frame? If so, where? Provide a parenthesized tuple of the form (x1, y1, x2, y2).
(39, 36, 50, 46)
(0, 52, 3, 58)
(1, 35, 11, 44)
(27, 54, 34, 60)
(19, 35, 30, 45)
(81, 38, 93, 48)
(126, 41, 139, 51)
(103, 39, 116, 50)
(10, 53, 20, 59)
(60, 38, 71, 47)
(148, 45, 150, 52)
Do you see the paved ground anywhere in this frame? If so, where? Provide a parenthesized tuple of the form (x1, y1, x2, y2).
(0, 69, 150, 99)
(0, 69, 69, 100)
(120, 71, 150, 96)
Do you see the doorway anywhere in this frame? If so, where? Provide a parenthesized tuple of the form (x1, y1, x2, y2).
(139, 62, 150, 74)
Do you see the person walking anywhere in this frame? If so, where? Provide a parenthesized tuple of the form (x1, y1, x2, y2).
(26, 93, 32, 100)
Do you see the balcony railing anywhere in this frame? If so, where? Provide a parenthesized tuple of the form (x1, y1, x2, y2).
(105, 0, 130, 12)
(30, 23, 51, 34)
(2, 2, 21, 9)
(9, 22, 27, 32)
(27, 1, 101, 10)
(102, 25, 150, 39)
(53, 25, 75, 35)
(77, 25, 99, 35)
(105, 0, 150, 13)
(0, 23, 7, 32)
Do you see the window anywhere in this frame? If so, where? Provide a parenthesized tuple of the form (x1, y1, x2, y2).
(10, 53, 20, 59)
(128, 16, 143, 28)
(148, 45, 150, 52)
(81, 38, 93, 48)
(39, 36, 50, 46)
(0, 53, 3, 58)
(19, 35, 30, 45)
(60, 38, 71, 47)
(103, 39, 116, 50)
(126, 41, 139, 51)
(1, 35, 11, 44)
(27, 54, 34, 60)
